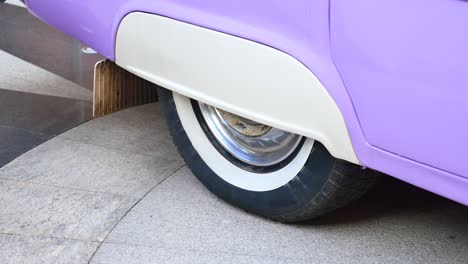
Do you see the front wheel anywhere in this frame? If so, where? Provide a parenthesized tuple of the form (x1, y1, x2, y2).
(159, 88, 376, 222)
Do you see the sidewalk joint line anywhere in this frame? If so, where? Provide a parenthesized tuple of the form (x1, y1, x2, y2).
(87, 164, 186, 264)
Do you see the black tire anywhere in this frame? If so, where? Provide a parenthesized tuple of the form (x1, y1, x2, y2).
(159, 87, 376, 222)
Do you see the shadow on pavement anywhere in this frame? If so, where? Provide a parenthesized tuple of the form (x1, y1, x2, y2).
(305, 173, 468, 227)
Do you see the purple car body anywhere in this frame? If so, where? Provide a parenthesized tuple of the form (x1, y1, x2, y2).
(25, 0, 468, 205)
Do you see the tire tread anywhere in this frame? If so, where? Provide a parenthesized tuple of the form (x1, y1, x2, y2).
(159, 88, 376, 222)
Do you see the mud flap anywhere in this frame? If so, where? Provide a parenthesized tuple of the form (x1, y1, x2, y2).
(93, 60, 158, 117)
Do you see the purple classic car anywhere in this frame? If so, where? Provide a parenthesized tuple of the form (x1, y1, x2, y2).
(24, 0, 468, 222)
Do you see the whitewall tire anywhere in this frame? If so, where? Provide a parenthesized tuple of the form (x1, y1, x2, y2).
(159, 88, 376, 222)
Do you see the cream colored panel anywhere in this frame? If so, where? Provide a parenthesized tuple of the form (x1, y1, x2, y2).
(116, 12, 359, 164)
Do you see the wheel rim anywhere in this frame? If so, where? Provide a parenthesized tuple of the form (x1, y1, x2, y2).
(198, 102, 303, 167)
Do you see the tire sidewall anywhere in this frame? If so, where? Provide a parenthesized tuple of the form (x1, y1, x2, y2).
(161, 89, 338, 219)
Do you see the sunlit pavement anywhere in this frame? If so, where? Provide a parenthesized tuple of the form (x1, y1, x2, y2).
(0, 102, 466, 264)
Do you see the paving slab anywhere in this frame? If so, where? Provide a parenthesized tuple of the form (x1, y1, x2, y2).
(0, 233, 98, 264)
(60, 103, 181, 159)
(0, 88, 92, 136)
(0, 102, 183, 197)
(0, 179, 135, 241)
(90, 242, 311, 264)
(101, 167, 468, 264)
(0, 100, 466, 263)
(0, 103, 184, 263)
(0, 137, 183, 198)
(0, 125, 52, 167)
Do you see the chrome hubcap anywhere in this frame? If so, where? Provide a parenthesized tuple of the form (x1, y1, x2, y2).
(198, 102, 303, 167)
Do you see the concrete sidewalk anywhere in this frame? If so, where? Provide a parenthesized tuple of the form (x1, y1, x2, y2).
(0, 103, 466, 264)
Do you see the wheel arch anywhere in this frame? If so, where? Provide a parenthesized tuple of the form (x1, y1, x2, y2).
(115, 11, 361, 164)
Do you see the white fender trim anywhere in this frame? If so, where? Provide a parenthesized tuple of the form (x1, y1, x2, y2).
(115, 12, 360, 164)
